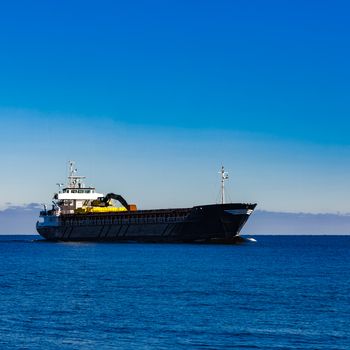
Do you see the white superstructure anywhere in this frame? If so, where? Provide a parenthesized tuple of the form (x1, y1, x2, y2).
(37, 162, 104, 228)
(52, 161, 104, 214)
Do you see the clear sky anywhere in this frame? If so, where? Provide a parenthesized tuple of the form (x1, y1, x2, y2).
(0, 0, 349, 213)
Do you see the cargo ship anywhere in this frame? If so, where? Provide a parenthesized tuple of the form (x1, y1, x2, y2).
(36, 162, 256, 243)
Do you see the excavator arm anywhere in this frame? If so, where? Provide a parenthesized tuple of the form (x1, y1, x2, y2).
(101, 193, 130, 210)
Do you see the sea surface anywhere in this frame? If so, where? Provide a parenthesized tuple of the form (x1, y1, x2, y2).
(0, 235, 349, 350)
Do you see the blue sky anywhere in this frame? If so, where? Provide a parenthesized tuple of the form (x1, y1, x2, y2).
(0, 0, 349, 213)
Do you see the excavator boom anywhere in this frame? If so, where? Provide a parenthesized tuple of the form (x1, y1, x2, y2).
(101, 193, 134, 210)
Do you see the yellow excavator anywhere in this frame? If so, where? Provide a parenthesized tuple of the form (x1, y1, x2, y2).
(75, 193, 137, 214)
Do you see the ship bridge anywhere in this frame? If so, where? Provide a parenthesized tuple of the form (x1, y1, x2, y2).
(54, 162, 104, 214)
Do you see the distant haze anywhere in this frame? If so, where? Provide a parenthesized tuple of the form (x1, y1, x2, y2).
(242, 211, 350, 235)
(1, 204, 349, 235)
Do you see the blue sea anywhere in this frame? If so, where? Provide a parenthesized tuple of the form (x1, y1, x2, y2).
(0, 235, 349, 350)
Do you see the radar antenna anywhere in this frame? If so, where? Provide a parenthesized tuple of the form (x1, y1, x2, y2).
(56, 183, 64, 193)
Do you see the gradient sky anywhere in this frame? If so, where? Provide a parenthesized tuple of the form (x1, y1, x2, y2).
(0, 0, 349, 213)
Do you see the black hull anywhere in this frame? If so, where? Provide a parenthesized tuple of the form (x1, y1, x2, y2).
(37, 203, 256, 243)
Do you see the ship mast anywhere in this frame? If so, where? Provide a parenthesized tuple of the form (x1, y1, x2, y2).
(220, 166, 229, 204)
(68, 161, 77, 187)
(67, 160, 86, 188)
